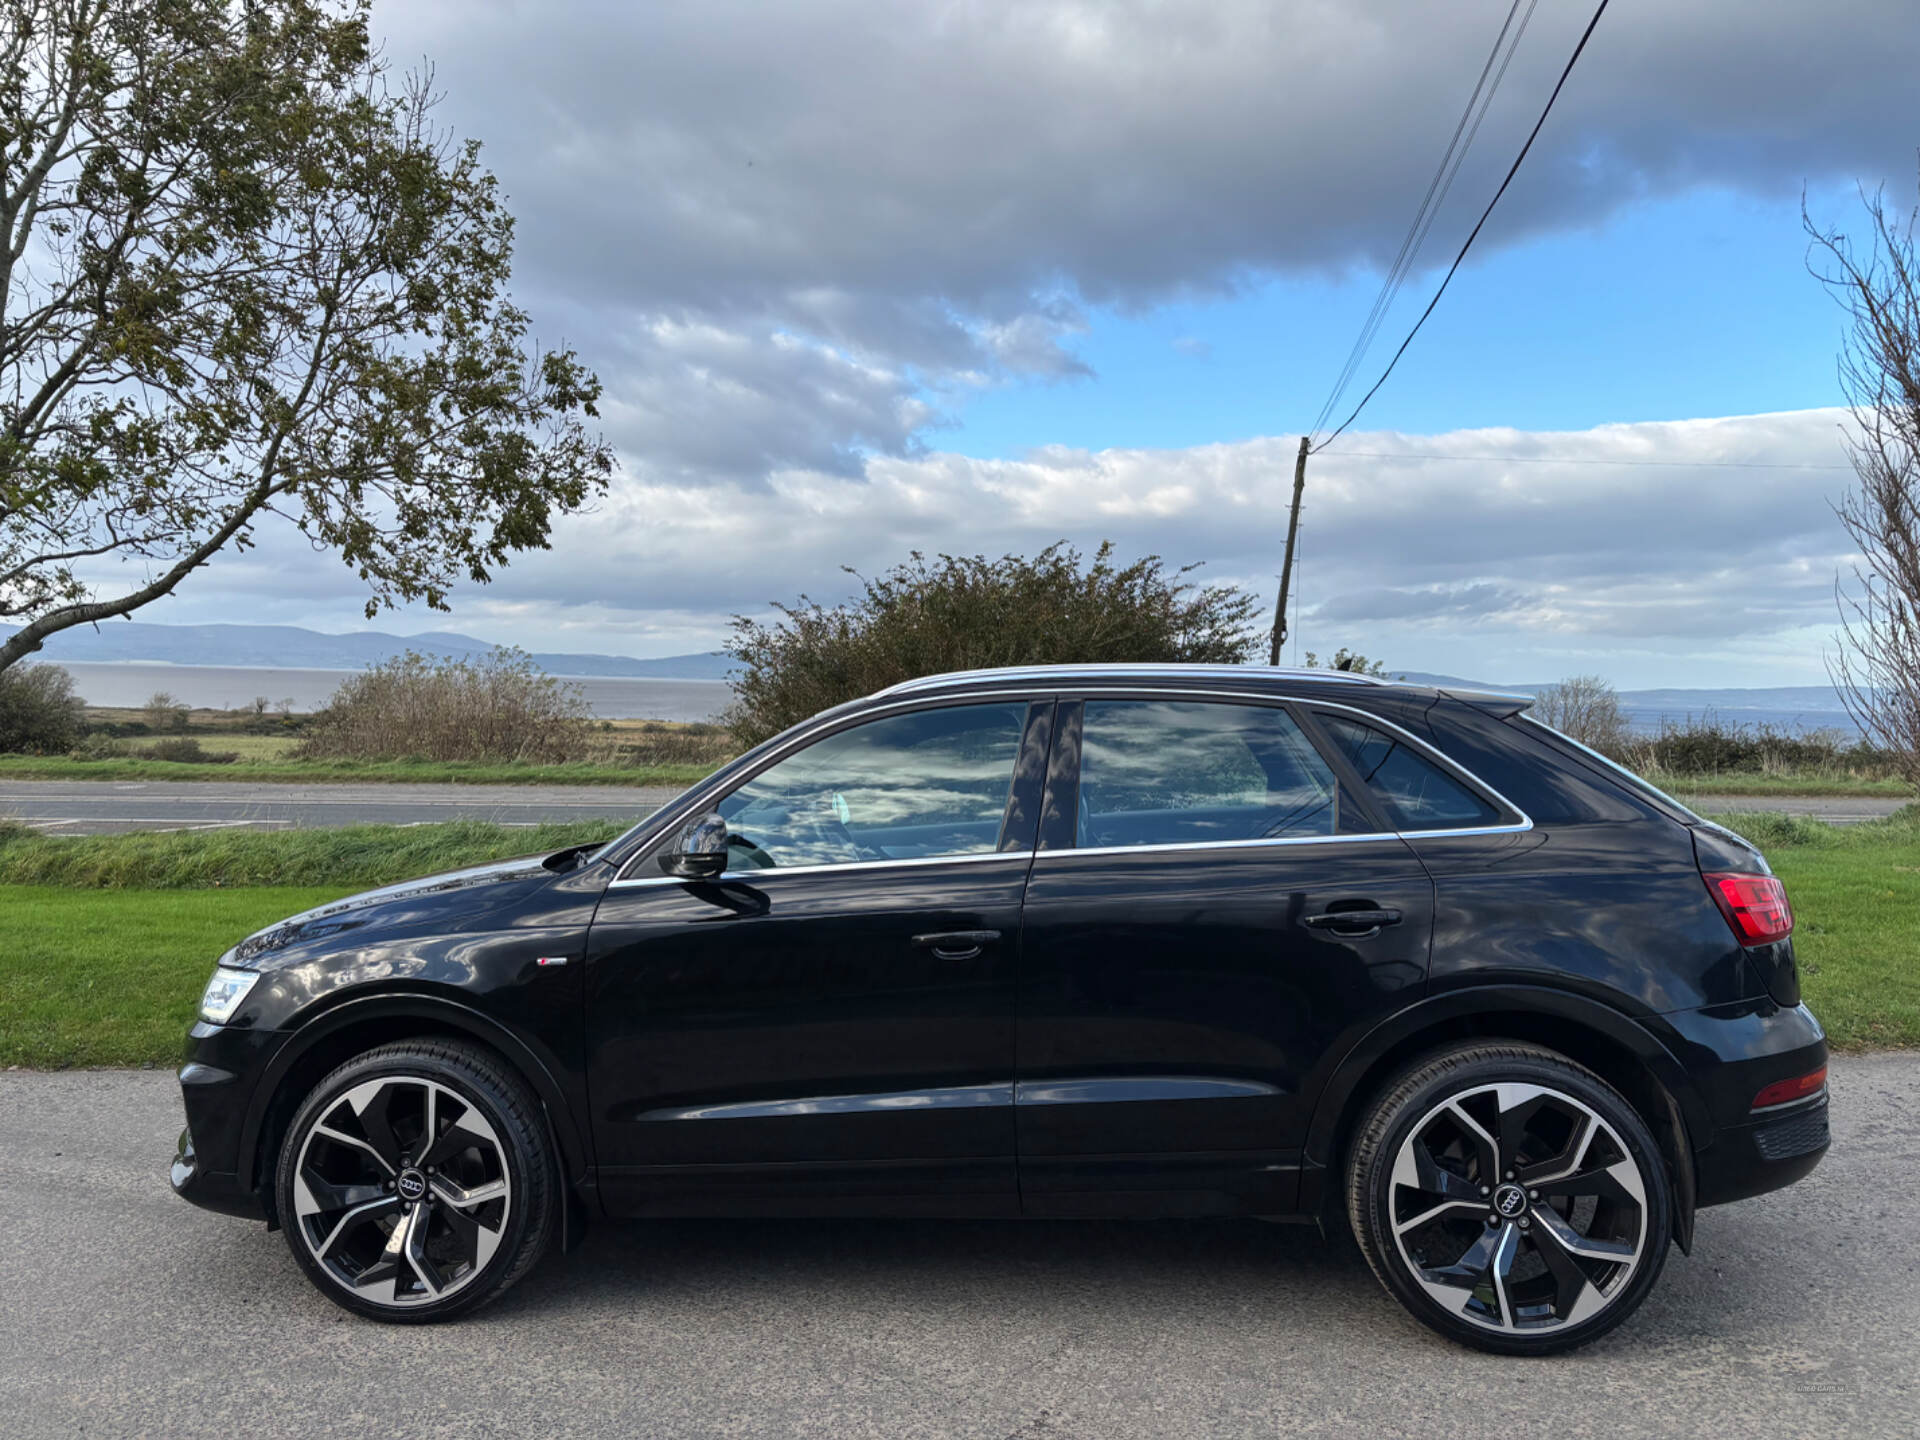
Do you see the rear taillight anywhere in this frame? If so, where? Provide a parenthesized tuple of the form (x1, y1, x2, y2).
(1753, 1065, 1826, 1110)
(1704, 872, 1794, 946)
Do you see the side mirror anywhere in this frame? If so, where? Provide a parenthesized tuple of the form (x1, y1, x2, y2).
(659, 810, 729, 880)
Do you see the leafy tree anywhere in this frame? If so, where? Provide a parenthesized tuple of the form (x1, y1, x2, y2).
(1303, 647, 1387, 678)
(0, 661, 85, 752)
(726, 542, 1262, 745)
(0, 0, 612, 676)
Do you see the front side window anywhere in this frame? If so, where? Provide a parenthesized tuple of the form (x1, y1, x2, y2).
(717, 703, 1028, 870)
(1076, 700, 1339, 849)
(1316, 712, 1501, 831)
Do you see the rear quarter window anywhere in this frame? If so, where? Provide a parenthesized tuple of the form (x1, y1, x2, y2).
(1418, 700, 1651, 826)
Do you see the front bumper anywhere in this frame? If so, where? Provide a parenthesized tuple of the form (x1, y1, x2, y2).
(169, 1020, 280, 1222)
(1649, 999, 1830, 1209)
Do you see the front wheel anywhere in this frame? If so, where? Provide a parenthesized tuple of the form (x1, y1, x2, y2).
(274, 1038, 555, 1322)
(1345, 1042, 1672, 1354)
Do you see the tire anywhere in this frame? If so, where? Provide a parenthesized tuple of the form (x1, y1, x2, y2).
(1345, 1042, 1672, 1355)
(274, 1038, 556, 1323)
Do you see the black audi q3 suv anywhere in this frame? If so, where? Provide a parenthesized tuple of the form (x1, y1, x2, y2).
(172, 664, 1829, 1352)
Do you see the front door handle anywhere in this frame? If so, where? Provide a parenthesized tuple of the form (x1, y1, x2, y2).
(912, 929, 1002, 961)
(1301, 907, 1403, 937)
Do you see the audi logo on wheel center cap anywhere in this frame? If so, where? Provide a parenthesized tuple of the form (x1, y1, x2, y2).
(1493, 1183, 1527, 1218)
(396, 1168, 428, 1201)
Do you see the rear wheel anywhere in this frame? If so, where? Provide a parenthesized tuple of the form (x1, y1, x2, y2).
(274, 1038, 555, 1322)
(1345, 1042, 1671, 1354)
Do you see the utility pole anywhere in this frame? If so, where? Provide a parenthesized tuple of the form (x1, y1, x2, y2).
(1267, 435, 1309, 666)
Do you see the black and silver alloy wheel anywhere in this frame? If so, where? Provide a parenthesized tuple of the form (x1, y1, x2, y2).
(1348, 1043, 1672, 1355)
(276, 1039, 554, 1322)
(293, 1076, 512, 1306)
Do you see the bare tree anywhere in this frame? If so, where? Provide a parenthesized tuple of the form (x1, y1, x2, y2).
(1809, 182, 1920, 789)
(1532, 675, 1628, 754)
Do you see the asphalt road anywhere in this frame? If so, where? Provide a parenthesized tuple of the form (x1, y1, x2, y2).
(0, 779, 679, 834)
(0, 779, 1908, 835)
(0, 1057, 1913, 1439)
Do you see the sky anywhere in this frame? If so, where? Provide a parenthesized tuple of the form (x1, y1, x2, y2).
(106, 0, 1920, 688)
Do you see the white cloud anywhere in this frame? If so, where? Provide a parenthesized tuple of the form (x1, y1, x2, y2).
(133, 408, 1864, 689)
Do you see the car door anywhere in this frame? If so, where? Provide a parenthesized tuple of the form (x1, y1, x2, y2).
(1013, 693, 1436, 1216)
(585, 697, 1050, 1218)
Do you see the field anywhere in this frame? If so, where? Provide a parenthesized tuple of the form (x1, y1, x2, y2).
(1, 809, 1913, 1069)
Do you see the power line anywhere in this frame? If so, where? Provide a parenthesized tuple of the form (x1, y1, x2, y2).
(1315, 0, 1614, 453)
(1308, 0, 1539, 438)
(1323, 451, 1853, 471)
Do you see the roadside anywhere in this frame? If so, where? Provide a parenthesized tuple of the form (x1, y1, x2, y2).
(0, 778, 678, 834)
(2, 1056, 1913, 1439)
(3, 806, 1914, 1068)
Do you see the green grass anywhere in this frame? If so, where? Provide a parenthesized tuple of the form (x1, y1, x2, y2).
(0, 887, 351, 1068)
(0, 809, 1912, 1069)
(0, 754, 711, 786)
(1702, 807, 1920, 1051)
(0, 818, 624, 890)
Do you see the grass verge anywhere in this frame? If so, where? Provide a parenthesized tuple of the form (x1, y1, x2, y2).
(1, 810, 1911, 1068)
(0, 754, 711, 786)
(1668, 772, 1915, 799)
(0, 887, 350, 1068)
(0, 818, 625, 890)
(1703, 807, 1920, 1051)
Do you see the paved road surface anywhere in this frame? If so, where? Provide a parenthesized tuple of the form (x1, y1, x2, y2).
(1, 1056, 1913, 1439)
(0, 780, 679, 834)
(0, 779, 1907, 834)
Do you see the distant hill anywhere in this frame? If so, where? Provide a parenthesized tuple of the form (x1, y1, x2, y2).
(1, 621, 735, 680)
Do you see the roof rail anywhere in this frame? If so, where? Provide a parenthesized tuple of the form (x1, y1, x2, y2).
(874, 663, 1391, 698)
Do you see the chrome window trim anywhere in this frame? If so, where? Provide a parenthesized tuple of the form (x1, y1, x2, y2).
(609, 847, 1031, 890)
(606, 682, 1532, 884)
(1042, 832, 1404, 862)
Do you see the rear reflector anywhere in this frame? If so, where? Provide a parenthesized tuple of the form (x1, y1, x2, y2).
(1704, 872, 1794, 946)
(1753, 1065, 1827, 1111)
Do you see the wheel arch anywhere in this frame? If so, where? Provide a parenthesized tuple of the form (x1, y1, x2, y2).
(240, 994, 590, 1223)
(1302, 987, 1701, 1252)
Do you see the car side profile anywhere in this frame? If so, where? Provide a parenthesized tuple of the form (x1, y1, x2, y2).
(171, 664, 1830, 1353)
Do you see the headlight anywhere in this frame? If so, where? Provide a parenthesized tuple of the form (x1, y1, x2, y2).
(198, 967, 260, 1025)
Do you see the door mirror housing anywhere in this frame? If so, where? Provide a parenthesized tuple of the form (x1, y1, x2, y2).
(659, 810, 729, 879)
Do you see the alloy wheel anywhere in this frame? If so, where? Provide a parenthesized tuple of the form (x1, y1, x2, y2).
(1387, 1081, 1648, 1334)
(292, 1076, 512, 1307)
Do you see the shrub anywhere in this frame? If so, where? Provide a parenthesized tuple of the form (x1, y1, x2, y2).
(726, 542, 1262, 746)
(141, 736, 237, 764)
(596, 721, 737, 770)
(0, 663, 87, 754)
(1624, 716, 1898, 779)
(143, 691, 189, 733)
(299, 649, 592, 764)
(69, 734, 129, 761)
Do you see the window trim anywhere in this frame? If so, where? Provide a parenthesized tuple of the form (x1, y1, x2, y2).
(1040, 688, 1532, 857)
(609, 694, 1047, 884)
(607, 684, 1533, 884)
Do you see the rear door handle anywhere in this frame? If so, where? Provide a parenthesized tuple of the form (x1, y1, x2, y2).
(912, 929, 1002, 960)
(1301, 907, 1402, 936)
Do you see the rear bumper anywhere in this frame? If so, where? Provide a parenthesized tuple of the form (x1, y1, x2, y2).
(1648, 999, 1830, 1208)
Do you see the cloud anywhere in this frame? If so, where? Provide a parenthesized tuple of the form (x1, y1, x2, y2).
(367, 0, 1917, 481)
(130, 407, 1864, 688)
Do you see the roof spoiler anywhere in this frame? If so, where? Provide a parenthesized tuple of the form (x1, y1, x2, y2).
(1439, 686, 1537, 719)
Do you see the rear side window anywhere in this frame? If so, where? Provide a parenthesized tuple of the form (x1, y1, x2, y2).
(1316, 713, 1502, 831)
(1077, 700, 1340, 848)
